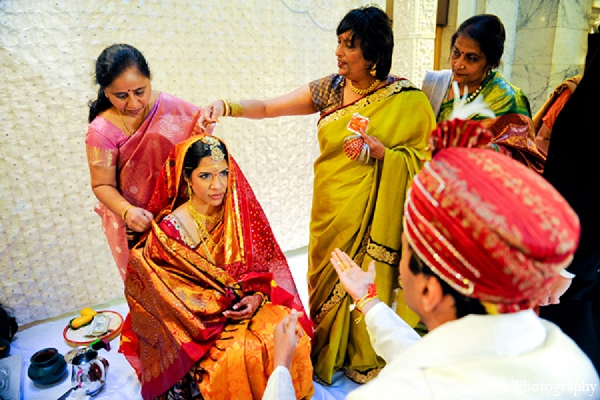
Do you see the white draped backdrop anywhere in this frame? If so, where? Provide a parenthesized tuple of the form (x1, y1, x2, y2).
(0, 0, 390, 325)
(2, 0, 594, 326)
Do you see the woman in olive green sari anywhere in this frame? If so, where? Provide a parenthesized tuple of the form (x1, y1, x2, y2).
(201, 6, 435, 384)
(307, 76, 433, 384)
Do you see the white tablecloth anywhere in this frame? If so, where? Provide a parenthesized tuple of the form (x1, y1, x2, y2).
(9, 297, 357, 400)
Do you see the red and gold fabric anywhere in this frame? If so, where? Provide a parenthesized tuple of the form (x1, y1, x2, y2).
(119, 135, 313, 399)
(404, 147, 580, 313)
(429, 118, 493, 152)
(480, 114, 546, 174)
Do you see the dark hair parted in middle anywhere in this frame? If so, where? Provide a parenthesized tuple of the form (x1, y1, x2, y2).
(336, 5, 394, 80)
(451, 14, 506, 69)
(183, 138, 229, 181)
(88, 44, 151, 123)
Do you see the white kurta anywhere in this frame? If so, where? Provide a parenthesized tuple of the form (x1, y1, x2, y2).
(349, 303, 600, 399)
(263, 303, 600, 399)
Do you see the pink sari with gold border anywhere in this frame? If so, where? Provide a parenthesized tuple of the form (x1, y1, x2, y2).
(85, 92, 202, 279)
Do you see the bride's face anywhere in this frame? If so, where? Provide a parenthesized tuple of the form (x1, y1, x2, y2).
(188, 157, 229, 210)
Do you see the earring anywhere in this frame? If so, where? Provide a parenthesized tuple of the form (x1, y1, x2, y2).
(370, 64, 377, 77)
(187, 183, 193, 200)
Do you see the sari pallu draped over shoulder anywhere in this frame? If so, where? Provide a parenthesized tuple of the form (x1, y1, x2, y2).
(308, 78, 436, 384)
(119, 135, 314, 399)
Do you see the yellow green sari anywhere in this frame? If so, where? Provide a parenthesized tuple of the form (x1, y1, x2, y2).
(307, 76, 435, 383)
(437, 70, 531, 122)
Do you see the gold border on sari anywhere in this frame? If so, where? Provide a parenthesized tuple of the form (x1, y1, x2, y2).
(318, 79, 419, 128)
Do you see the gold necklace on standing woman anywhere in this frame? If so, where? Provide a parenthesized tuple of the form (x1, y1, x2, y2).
(118, 104, 149, 136)
(348, 78, 381, 96)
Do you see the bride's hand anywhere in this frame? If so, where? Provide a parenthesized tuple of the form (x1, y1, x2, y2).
(222, 293, 263, 320)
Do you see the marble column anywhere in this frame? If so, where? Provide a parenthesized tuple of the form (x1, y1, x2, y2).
(511, 0, 593, 113)
(391, 0, 438, 86)
(435, 0, 595, 113)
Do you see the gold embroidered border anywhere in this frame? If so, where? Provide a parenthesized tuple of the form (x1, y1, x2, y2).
(318, 79, 419, 129)
(366, 238, 399, 266)
(343, 366, 382, 384)
(312, 281, 347, 325)
(314, 226, 401, 324)
(354, 225, 370, 267)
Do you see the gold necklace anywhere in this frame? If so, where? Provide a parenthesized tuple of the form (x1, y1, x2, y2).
(348, 78, 381, 96)
(187, 201, 223, 264)
(455, 69, 492, 104)
(197, 208, 223, 226)
(117, 105, 149, 136)
(464, 84, 483, 104)
(188, 202, 223, 227)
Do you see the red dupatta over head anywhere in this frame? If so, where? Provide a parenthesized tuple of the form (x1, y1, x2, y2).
(146, 135, 310, 317)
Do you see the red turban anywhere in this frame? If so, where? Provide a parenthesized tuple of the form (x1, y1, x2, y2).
(404, 148, 580, 312)
(429, 118, 493, 155)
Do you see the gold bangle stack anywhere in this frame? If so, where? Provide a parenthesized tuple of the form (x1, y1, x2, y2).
(220, 99, 243, 117)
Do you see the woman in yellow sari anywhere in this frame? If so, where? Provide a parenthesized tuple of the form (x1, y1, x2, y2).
(119, 135, 314, 399)
(201, 5, 435, 384)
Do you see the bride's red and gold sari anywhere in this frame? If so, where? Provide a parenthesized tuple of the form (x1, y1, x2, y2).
(119, 135, 314, 400)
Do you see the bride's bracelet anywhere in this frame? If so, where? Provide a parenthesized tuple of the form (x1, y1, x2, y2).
(254, 292, 269, 307)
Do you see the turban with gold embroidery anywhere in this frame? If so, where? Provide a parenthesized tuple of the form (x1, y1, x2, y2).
(404, 121, 580, 313)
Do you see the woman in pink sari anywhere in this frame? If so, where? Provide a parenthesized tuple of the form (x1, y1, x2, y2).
(85, 44, 202, 280)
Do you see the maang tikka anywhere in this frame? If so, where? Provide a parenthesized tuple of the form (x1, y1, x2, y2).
(202, 136, 225, 162)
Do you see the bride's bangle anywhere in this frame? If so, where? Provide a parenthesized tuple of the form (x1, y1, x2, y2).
(254, 292, 269, 306)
